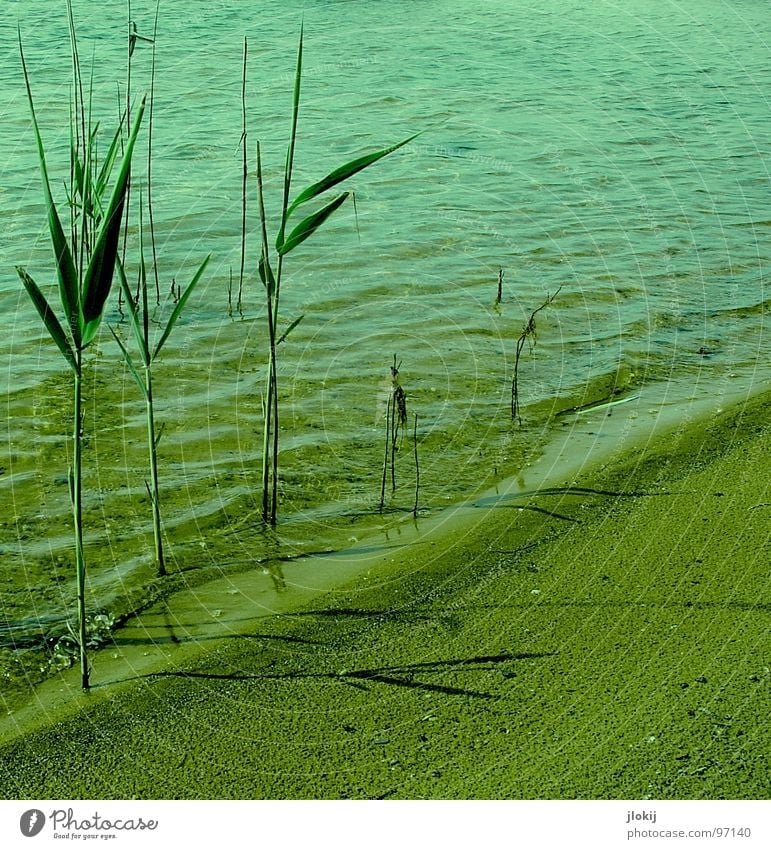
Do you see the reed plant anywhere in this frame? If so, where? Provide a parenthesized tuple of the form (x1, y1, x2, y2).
(253, 27, 418, 525)
(15, 14, 145, 689)
(111, 200, 210, 577)
(113, 3, 210, 577)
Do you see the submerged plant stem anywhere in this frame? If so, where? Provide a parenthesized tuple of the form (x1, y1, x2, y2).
(72, 349, 89, 690)
(144, 364, 165, 576)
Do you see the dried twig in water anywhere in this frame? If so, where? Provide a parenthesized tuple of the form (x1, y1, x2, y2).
(379, 356, 409, 510)
(390, 356, 407, 493)
(512, 287, 561, 424)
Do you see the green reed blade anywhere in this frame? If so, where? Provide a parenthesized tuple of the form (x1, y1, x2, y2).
(108, 325, 145, 394)
(82, 123, 99, 207)
(153, 254, 211, 359)
(278, 191, 349, 256)
(115, 256, 148, 365)
(276, 313, 304, 346)
(278, 23, 303, 250)
(258, 252, 276, 292)
(16, 266, 77, 371)
(73, 154, 86, 206)
(19, 30, 81, 347)
(285, 132, 420, 222)
(256, 141, 276, 296)
(94, 119, 126, 208)
(81, 95, 146, 344)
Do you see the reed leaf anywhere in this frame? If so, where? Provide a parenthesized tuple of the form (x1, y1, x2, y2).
(256, 142, 276, 296)
(277, 313, 305, 346)
(278, 191, 349, 256)
(115, 258, 149, 365)
(15, 267, 77, 371)
(285, 132, 419, 221)
(278, 23, 303, 250)
(19, 31, 81, 346)
(258, 252, 276, 293)
(81, 95, 146, 344)
(73, 154, 86, 209)
(153, 253, 211, 358)
(108, 325, 145, 394)
(94, 120, 126, 207)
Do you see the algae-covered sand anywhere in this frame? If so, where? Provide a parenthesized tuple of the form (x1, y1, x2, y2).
(0, 389, 768, 799)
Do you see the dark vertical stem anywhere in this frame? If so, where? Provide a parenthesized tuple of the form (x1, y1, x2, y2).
(144, 364, 165, 576)
(379, 395, 391, 512)
(261, 302, 278, 525)
(256, 142, 276, 525)
(413, 413, 419, 518)
(72, 348, 89, 690)
(512, 335, 525, 424)
(138, 189, 164, 575)
(238, 37, 248, 313)
(270, 351, 279, 526)
(511, 288, 561, 425)
(121, 5, 133, 266)
(260, 362, 273, 524)
(496, 267, 503, 306)
(126, 0, 132, 123)
(69, 97, 76, 256)
(147, 0, 161, 304)
(67, 0, 87, 282)
(390, 391, 398, 494)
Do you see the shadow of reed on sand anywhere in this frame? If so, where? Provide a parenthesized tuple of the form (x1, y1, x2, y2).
(143, 651, 557, 700)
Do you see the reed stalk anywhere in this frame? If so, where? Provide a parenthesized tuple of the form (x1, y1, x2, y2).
(112, 198, 210, 578)
(71, 350, 86, 683)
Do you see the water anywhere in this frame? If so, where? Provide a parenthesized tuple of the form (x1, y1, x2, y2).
(0, 0, 769, 675)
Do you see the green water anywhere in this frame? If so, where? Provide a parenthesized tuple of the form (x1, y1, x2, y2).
(0, 0, 769, 689)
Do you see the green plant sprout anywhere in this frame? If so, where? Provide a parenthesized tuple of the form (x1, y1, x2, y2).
(254, 26, 418, 525)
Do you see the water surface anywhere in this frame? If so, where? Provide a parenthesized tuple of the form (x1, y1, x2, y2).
(1, 0, 768, 680)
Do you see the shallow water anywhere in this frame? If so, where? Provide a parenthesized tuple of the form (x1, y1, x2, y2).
(0, 0, 769, 680)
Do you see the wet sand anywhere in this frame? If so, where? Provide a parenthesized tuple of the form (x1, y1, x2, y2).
(0, 387, 768, 799)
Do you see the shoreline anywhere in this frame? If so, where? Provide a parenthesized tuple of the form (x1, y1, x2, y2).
(0, 384, 768, 798)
